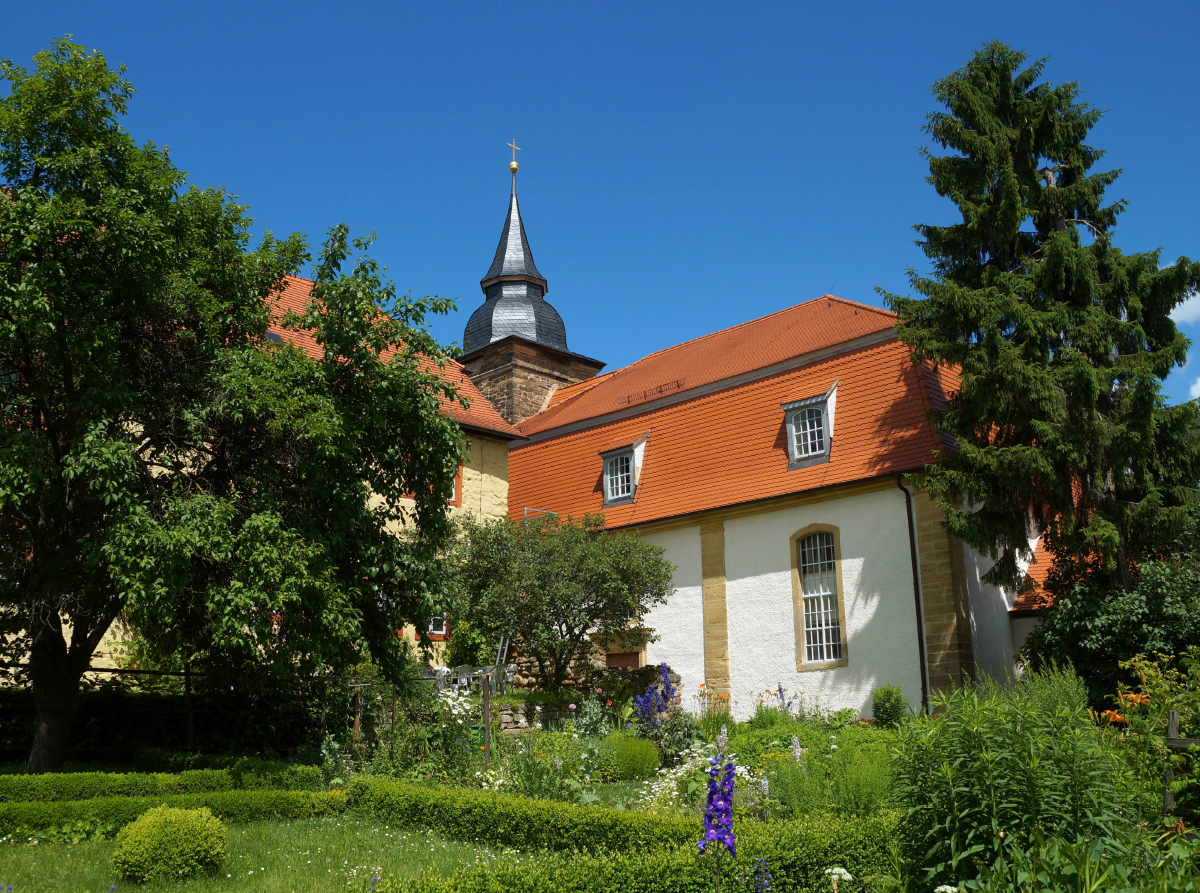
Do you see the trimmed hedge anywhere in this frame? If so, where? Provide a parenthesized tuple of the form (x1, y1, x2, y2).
(367, 811, 903, 893)
(347, 776, 695, 853)
(0, 789, 345, 838)
(0, 764, 321, 802)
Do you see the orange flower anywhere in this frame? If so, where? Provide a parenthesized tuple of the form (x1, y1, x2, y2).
(1101, 709, 1128, 724)
(1120, 692, 1150, 706)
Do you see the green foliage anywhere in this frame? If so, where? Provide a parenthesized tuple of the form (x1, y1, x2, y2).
(363, 811, 901, 893)
(766, 732, 895, 819)
(892, 667, 1147, 888)
(871, 685, 909, 729)
(453, 514, 675, 690)
(111, 805, 227, 883)
(637, 709, 703, 767)
(1022, 513, 1200, 705)
(0, 39, 464, 769)
(881, 41, 1200, 593)
(0, 762, 322, 804)
(1112, 648, 1200, 822)
(966, 831, 1200, 893)
(605, 732, 660, 779)
(443, 618, 494, 670)
(0, 789, 346, 839)
(347, 775, 695, 853)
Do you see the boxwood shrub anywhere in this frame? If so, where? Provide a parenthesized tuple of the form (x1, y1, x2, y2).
(347, 776, 694, 853)
(112, 805, 227, 882)
(0, 764, 321, 803)
(0, 789, 345, 838)
(365, 810, 902, 893)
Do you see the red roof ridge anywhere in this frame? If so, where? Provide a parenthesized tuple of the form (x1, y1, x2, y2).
(604, 295, 894, 374)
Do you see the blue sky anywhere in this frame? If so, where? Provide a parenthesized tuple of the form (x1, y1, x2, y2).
(7, 2, 1199, 401)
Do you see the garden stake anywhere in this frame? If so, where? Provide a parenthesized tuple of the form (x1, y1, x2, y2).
(184, 662, 194, 752)
(390, 684, 397, 760)
(482, 676, 492, 771)
(1164, 709, 1179, 814)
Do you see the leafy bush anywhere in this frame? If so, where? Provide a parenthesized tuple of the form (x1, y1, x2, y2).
(871, 685, 908, 729)
(892, 667, 1148, 888)
(112, 806, 226, 882)
(1021, 531, 1200, 708)
(361, 810, 901, 893)
(0, 789, 345, 838)
(605, 733, 660, 779)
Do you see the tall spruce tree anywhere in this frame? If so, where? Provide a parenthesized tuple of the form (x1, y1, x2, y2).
(882, 42, 1200, 594)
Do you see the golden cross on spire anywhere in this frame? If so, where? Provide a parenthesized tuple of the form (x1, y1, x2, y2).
(508, 139, 521, 163)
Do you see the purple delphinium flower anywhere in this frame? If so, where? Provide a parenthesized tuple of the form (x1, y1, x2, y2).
(753, 858, 773, 892)
(697, 755, 736, 860)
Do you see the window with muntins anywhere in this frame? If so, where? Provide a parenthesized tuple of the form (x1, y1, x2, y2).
(798, 531, 842, 662)
(792, 406, 825, 458)
(605, 453, 633, 501)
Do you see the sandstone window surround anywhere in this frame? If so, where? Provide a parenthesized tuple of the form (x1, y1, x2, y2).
(782, 380, 837, 471)
(789, 523, 850, 671)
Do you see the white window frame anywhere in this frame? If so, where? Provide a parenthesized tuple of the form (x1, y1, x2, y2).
(782, 380, 837, 470)
(428, 614, 447, 637)
(603, 451, 634, 504)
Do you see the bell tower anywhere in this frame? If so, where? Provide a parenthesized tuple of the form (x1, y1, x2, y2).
(460, 147, 604, 426)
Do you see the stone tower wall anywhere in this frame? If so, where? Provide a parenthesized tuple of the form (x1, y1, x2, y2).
(462, 337, 605, 426)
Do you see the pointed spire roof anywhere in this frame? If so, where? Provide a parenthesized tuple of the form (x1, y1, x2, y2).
(480, 172, 547, 292)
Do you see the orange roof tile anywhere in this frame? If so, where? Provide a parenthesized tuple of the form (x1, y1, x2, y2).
(1012, 537, 1055, 613)
(519, 296, 896, 436)
(267, 276, 522, 440)
(508, 332, 946, 529)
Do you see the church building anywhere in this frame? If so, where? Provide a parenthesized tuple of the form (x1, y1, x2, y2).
(460, 159, 1037, 719)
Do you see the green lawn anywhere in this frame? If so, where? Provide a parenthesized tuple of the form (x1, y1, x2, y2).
(0, 816, 500, 892)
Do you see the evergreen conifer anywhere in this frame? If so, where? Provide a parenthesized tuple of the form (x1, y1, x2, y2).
(882, 41, 1200, 593)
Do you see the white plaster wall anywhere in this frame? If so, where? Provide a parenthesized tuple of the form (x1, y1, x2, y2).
(640, 526, 705, 710)
(722, 488, 923, 721)
(962, 533, 1039, 681)
(963, 543, 1017, 681)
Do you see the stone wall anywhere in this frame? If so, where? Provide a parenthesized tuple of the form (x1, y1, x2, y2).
(460, 337, 605, 425)
(911, 486, 976, 692)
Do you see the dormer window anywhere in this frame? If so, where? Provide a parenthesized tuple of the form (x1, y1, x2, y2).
(600, 432, 649, 506)
(605, 453, 633, 502)
(783, 381, 837, 470)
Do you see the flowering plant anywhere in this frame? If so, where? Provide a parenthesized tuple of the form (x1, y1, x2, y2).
(697, 738, 736, 893)
(633, 663, 678, 724)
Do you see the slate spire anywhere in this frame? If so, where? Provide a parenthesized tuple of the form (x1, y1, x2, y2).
(481, 172, 547, 291)
(463, 158, 568, 354)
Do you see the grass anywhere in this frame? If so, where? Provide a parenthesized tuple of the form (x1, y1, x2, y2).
(0, 815, 501, 892)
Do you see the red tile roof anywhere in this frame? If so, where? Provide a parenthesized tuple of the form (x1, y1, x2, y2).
(518, 296, 897, 436)
(508, 308, 948, 528)
(268, 276, 523, 440)
(1011, 537, 1055, 613)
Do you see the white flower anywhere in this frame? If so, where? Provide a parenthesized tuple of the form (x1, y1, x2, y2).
(830, 744, 838, 750)
(934, 886, 959, 893)
(825, 867, 852, 881)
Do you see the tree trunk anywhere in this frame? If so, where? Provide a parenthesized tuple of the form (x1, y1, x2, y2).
(26, 634, 85, 774)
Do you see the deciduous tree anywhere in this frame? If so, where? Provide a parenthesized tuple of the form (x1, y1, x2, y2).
(452, 514, 674, 691)
(0, 40, 463, 771)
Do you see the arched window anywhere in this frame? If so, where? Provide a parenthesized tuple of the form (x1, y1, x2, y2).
(791, 526, 848, 669)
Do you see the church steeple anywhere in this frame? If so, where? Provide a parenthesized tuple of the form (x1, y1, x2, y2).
(460, 144, 605, 426)
(463, 150, 567, 354)
(480, 169, 547, 292)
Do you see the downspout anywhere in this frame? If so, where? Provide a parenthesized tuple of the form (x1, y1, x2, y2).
(896, 474, 930, 713)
